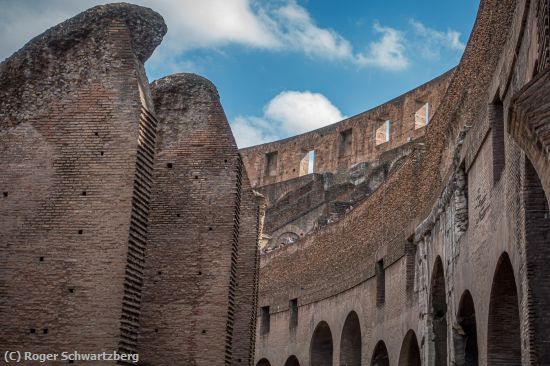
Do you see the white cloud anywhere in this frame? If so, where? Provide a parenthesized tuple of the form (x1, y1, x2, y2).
(270, 1, 354, 60)
(355, 23, 409, 71)
(409, 19, 465, 60)
(231, 90, 345, 147)
(0, 0, 416, 73)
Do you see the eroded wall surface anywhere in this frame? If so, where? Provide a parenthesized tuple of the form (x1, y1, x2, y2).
(240, 71, 453, 188)
(254, 0, 550, 365)
(0, 5, 260, 366)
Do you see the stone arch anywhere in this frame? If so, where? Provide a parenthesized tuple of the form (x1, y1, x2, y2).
(523, 156, 550, 364)
(430, 256, 447, 366)
(284, 355, 300, 366)
(340, 311, 361, 366)
(310, 321, 333, 366)
(256, 358, 271, 366)
(454, 290, 478, 366)
(398, 330, 420, 366)
(487, 252, 521, 365)
(508, 68, 550, 202)
(371, 340, 390, 366)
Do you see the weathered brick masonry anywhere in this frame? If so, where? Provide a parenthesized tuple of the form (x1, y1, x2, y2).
(251, 0, 550, 365)
(0, 4, 260, 366)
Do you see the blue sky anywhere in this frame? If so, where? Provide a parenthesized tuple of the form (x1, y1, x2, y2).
(0, 0, 479, 147)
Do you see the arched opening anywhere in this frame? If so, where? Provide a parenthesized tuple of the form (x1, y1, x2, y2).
(310, 321, 333, 366)
(284, 355, 300, 366)
(256, 358, 271, 366)
(454, 290, 478, 366)
(371, 340, 390, 366)
(340, 311, 361, 366)
(487, 253, 521, 365)
(398, 330, 420, 366)
(523, 157, 550, 363)
(430, 256, 447, 366)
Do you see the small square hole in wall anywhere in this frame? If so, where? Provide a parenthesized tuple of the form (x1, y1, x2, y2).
(78, 230, 83, 235)
(68, 288, 74, 294)
(39, 257, 44, 262)
(30, 328, 36, 334)
(3, 192, 7, 197)
(43, 329, 48, 334)
(166, 163, 173, 169)
(81, 191, 86, 196)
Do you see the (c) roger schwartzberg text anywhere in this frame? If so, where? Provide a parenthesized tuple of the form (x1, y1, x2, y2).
(4, 350, 139, 363)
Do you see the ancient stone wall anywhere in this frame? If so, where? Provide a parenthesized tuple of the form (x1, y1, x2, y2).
(0, 5, 166, 361)
(137, 73, 260, 365)
(254, 0, 550, 365)
(0, 5, 260, 366)
(239, 71, 453, 188)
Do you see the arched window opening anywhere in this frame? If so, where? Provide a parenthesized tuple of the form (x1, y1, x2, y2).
(398, 330, 421, 366)
(284, 355, 300, 366)
(487, 253, 521, 365)
(340, 311, 361, 366)
(454, 291, 478, 366)
(371, 341, 389, 366)
(256, 358, 271, 366)
(310, 321, 333, 366)
(431, 256, 447, 366)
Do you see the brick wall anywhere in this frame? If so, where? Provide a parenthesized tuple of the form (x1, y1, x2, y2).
(253, 0, 550, 365)
(0, 4, 166, 363)
(240, 71, 453, 188)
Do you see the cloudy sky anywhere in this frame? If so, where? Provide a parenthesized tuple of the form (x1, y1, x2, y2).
(0, 0, 479, 147)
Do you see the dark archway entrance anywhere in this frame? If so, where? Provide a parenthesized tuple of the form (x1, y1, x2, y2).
(431, 256, 447, 366)
(398, 330, 420, 366)
(371, 340, 389, 366)
(487, 253, 521, 365)
(256, 358, 271, 366)
(340, 311, 361, 366)
(284, 355, 300, 366)
(454, 290, 478, 366)
(310, 321, 333, 366)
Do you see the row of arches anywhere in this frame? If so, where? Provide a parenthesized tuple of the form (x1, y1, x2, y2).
(259, 322, 420, 366)
(257, 251, 522, 366)
(430, 253, 521, 366)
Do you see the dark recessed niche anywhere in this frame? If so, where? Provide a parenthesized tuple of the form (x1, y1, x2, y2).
(202, 330, 206, 334)
(198, 271, 202, 276)
(238, 358, 242, 363)
(157, 271, 162, 276)
(224, 159, 228, 163)
(166, 163, 173, 169)
(43, 329, 48, 334)
(3, 192, 7, 197)
(39, 257, 44, 262)
(194, 176, 199, 179)
(154, 329, 158, 333)
(176, 213, 181, 217)
(68, 288, 74, 294)
(30, 328, 36, 334)
(208, 227, 212, 231)
(100, 151, 104, 156)
(94, 132, 98, 136)
(81, 191, 86, 196)
(78, 230, 83, 235)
